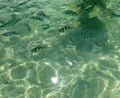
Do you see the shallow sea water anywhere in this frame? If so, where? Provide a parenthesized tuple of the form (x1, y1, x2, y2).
(0, 0, 120, 98)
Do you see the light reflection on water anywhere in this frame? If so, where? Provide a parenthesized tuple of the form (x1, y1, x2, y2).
(0, 0, 120, 98)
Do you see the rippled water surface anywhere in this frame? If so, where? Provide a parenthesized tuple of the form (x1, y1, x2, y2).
(0, 0, 120, 98)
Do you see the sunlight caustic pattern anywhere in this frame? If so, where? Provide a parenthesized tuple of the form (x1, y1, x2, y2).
(0, 0, 120, 98)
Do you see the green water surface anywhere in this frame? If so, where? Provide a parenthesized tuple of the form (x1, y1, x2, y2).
(0, 0, 120, 98)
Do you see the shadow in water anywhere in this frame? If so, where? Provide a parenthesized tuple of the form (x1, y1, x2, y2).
(62, 0, 109, 52)
(69, 17, 108, 51)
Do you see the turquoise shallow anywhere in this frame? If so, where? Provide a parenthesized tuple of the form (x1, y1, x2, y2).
(0, 0, 120, 98)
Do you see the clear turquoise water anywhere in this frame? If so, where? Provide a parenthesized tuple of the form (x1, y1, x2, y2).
(0, 0, 120, 98)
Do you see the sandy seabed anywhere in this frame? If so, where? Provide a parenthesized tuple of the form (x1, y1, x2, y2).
(0, 0, 120, 98)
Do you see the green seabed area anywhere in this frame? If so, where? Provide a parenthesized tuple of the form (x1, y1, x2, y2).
(0, 0, 120, 98)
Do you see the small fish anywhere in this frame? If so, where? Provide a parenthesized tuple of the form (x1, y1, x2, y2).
(21, 23, 31, 31)
(30, 16, 43, 21)
(31, 45, 47, 53)
(0, 18, 20, 28)
(82, 2, 94, 10)
(18, 1, 29, 6)
(8, 18, 21, 25)
(0, 20, 4, 26)
(111, 12, 120, 17)
(26, 2, 41, 9)
(0, 20, 4, 24)
(59, 25, 72, 32)
(41, 24, 50, 30)
(37, 11, 48, 18)
(0, 23, 7, 28)
(1, 31, 17, 37)
(63, 10, 77, 16)
(12, 6, 24, 12)
(0, 5, 6, 9)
